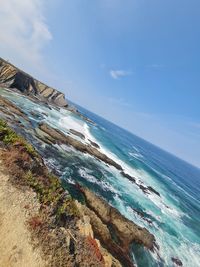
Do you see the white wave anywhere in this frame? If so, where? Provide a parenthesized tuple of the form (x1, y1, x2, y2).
(78, 168, 118, 194)
(43, 158, 63, 175)
(153, 229, 200, 267)
(147, 192, 184, 219)
(59, 115, 85, 134)
(83, 125, 185, 219)
(131, 145, 140, 152)
(128, 151, 144, 159)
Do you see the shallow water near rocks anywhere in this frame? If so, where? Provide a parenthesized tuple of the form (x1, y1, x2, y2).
(1, 87, 200, 267)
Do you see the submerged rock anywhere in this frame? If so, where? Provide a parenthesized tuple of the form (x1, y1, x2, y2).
(89, 139, 100, 149)
(147, 186, 160, 197)
(139, 184, 160, 197)
(120, 171, 160, 198)
(171, 257, 183, 266)
(131, 208, 153, 225)
(121, 171, 136, 183)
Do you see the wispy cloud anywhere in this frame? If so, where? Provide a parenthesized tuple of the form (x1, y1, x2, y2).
(0, 0, 52, 67)
(109, 69, 132, 79)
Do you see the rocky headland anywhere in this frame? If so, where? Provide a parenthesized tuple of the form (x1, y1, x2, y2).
(0, 57, 95, 126)
(0, 57, 67, 107)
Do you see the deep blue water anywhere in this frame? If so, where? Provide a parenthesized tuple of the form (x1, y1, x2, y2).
(1, 88, 200, 267)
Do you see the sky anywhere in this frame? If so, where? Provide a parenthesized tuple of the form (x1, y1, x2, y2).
(0, 0, 200, 168)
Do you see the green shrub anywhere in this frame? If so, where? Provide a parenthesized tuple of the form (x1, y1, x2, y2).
(0, 119, 80, 220)
(0, 119, 37, 156)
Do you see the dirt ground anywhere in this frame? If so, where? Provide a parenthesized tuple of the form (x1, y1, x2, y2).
(0, 156, 46, 267)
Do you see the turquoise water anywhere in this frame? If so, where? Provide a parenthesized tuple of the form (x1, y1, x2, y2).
(1, 88, 200, 266)
(78, 106, 200, 266)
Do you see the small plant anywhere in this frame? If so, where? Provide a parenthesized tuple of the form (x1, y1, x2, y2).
(86, 236, 104, 263)
(28, 215, 43, 230)
(0, 119, 80, 225)
(57, 197, 80, 218)
(0, 119, 37, 156)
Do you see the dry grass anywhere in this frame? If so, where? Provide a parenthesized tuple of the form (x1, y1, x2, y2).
(28, 216, 44, 230)
(86, 235, 105, 263)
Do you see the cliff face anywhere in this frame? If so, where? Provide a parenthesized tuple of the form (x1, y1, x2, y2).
(0, 57, 68, 107)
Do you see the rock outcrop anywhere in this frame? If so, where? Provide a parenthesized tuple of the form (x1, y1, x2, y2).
(0, 57, 68, 107)
(171, 257, 183, 266)
(38, 122, 123, 170)
(0, 95, 29, 122)
(76, 187, 156, 267)
(69, 129, 85, 139)
(82, 188, 155, 250)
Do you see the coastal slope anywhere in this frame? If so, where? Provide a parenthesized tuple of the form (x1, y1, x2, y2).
(0, 155, 45, 267)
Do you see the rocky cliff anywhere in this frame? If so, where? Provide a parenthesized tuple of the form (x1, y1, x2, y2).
(0, 57, 68, 107)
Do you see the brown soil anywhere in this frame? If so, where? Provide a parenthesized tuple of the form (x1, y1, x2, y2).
(0, 153, 46, 267)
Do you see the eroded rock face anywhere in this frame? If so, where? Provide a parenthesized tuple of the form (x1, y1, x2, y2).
(76, 200, 134, 267)
(0, 57, 68, 107)
(82, 188, 155, 250)
(76, 214, 122, 267)
(75, 188, 156, 267)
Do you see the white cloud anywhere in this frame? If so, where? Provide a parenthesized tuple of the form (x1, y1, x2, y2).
(109, 69, 132, 79)
(0, 0, 52, 68)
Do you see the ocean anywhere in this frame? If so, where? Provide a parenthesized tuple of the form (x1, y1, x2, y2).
(1, 87, 200, 267)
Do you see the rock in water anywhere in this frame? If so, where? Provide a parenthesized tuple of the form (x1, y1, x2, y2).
(171, 257, 183, 266)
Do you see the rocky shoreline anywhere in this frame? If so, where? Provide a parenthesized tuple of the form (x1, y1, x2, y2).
(0, 57, 160, 266)
(0, 96, 156, 266)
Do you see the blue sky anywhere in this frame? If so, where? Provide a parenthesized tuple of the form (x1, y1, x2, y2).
(0, 0, 200, 167)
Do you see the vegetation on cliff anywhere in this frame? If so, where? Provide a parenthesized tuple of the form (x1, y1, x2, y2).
(0, 116, 156, 267)
(0, 119, 106, 266)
